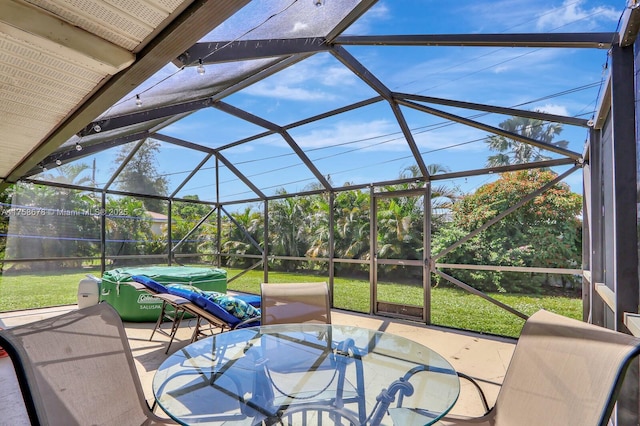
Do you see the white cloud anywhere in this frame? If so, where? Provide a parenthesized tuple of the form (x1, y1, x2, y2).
(242, 55, 359, 101)
(318, 66, 356, 87)
(536, 0, 620, 31)
(534, 103, 570, 116)
(244, 83, 335, 101)
(294, 119, 403, 150)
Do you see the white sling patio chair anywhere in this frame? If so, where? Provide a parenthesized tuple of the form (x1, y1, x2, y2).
(0, 303, 176, 425)
(260, 282, 332, 325)
(436, 309, 640, 426)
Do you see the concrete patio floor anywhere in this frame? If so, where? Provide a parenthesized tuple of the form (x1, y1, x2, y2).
(0, 304, 516, 424)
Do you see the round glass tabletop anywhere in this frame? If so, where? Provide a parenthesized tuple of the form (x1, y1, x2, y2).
(153, 324, 460, 425)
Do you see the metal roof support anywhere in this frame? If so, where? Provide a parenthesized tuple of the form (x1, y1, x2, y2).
(330, 45, 392, 100)
(103, 139, 146, 191)
(153, 133, 213, 153)
(79, 98, 216, 137)
(213, 101, 332, 190)
(619, 2, 640, 47)
(433, 158, 576, 181)
(325, 0, 379, 42)
(170, 153, 214, 198)
(213, 151, 266, 200)
(397, 98, 583, 160)
(31, 132, 149, 177)
(285, 97, 384, 130)
(330, 46, 430, 176)
(280, 131, 332, 190)
(219, 98, 384, 152)
(433, 165, 581, 261)
(176, 38, 329, 66)
(389, 102, 430, 178)
(335, 33, 618, 48)
(609, 43, 639, 331)
(395, 93, 590, 128)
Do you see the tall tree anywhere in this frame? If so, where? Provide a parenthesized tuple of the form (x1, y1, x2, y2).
(485, 115, 569, 167)
(113, 139, 168, 212)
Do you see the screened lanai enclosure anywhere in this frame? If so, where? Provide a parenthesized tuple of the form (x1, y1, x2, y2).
(0, 0, 639, 345)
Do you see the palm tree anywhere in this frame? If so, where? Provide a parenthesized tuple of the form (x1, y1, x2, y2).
(45, 163, 93, 186)
(221, 207, 263, 268)
(485, 115, 568, 167)
(269, 195, 311, 271)
(397, 164, 459, 228)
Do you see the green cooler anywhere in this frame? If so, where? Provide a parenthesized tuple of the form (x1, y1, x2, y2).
(99, 266, 227, 321)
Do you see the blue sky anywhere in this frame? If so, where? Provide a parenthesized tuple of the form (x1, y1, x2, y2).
(62, 0, 627, 208)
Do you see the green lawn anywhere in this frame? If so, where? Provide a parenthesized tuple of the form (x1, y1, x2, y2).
(0, 267, 581, 338)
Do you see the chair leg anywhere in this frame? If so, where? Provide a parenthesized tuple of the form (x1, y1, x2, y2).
(190, 316, 203, 343)
(150, 300, 169, 342)
(165, 308, 187, 354)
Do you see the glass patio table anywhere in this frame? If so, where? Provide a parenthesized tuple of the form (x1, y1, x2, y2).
(153, 324, 460, 425)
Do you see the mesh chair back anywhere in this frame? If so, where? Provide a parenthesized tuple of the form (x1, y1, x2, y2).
(260, 282, 331, 325)
(0, 303, 173, 425)
(492, 309, 640, 426)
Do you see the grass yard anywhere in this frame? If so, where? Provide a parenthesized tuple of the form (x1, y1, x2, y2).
(0, 266, 581, 338)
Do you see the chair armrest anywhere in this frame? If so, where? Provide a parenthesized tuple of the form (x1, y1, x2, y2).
(457, 372, 490, 414)
(123, 281, 148, 292)
(154, 294, 190, 306)
(233, 316, 261, 329)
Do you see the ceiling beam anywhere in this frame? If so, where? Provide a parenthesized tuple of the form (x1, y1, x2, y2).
(398, 98, 582, 160)
(335, 33, 618, 48)
(395, 93, 590, 127)
(29, 132, 149, 177)
(175, 37, 329, 66)
(78, 98, 216, 137)
(619, 2, 640, 47)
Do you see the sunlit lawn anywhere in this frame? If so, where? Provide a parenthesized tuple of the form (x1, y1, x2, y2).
(0, 267, 581, 338)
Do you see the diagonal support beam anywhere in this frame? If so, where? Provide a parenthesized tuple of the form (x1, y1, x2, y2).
(170, 153, 214, 198)
(395, 93, 590, 128)
(433, 269, 528, 320)
(171, 206, 217, 254)
(214, 151, 266, 200)
(213, 101, 281, 132)
(213, 102, 331, 190)
(220, 206, 264, 255)
(434, 165, 580, 261)
(389, 102, 429, 178)
(280, 131, 331, 189)
(397, 99, 582, 160)
(330, 45, 392, 100)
